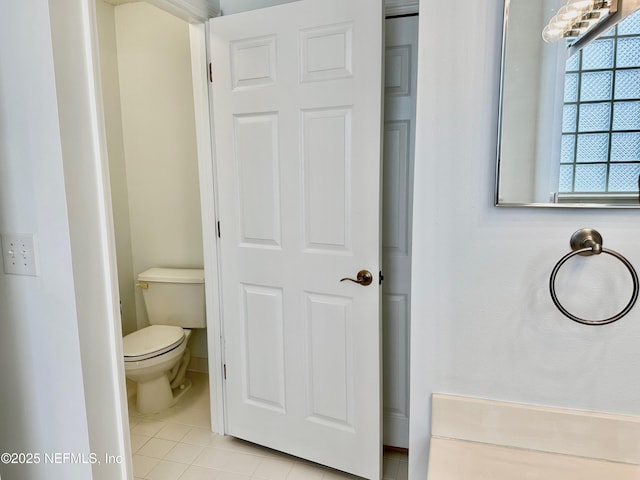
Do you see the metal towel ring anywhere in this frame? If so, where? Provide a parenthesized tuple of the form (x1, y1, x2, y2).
(549, 228, 639, 325)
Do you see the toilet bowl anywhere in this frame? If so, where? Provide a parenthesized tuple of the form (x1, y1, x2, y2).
(124, 325, 193, 414)
(123, 267, 206, 414)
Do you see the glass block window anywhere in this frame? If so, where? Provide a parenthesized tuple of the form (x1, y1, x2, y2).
(560, 10, 640, 194)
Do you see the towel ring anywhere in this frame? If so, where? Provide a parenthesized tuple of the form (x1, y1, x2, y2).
(549, 229, 639, 325)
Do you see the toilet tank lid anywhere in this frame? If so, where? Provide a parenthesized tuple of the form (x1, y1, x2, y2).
(138, 267, 204, 284)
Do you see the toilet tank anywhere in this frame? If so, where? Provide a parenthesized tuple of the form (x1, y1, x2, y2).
(137, 268, 206, 328)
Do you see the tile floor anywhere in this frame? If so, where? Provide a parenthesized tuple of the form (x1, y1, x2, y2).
(128, 372, 408, 480)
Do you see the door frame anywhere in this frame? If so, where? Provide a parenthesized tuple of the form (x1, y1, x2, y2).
(188, 21, 227, 435)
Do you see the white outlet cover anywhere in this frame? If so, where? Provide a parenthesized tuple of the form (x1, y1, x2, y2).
(1, 233, 38, 276)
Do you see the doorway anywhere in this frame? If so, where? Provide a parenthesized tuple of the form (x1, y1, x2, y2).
(95, 0, 210, 388)
(95, 0, 418, 476)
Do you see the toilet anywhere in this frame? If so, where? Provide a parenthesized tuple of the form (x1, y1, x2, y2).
(123, 267, 205, 414)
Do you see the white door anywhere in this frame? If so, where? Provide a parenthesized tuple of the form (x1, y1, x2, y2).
(209, 1, 383, 478)
(382, 15, 418, 449)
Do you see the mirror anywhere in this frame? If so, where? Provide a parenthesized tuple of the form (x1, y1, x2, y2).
(496, 0, 640, 207)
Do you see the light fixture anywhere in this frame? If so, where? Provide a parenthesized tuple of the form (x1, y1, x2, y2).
(542, 0, 618, 44)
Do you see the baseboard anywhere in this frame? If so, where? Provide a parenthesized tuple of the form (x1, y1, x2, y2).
(431, 393, 640, 465)
(188, 355, 208, 373)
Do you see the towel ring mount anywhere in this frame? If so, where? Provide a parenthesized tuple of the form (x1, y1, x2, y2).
(549, 228, 639, 325)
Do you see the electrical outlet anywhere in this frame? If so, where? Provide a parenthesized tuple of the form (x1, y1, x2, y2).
(1, 233, 38, 276)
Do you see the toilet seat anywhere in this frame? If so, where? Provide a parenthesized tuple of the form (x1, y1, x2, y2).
(123, 325, 185, 362)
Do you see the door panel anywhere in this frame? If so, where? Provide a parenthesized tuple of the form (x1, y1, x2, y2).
(305, 292, 354, 428)
(234, 113, 281, 247)
(242, 284, 285, 411)
(209, 1, 383, 478)
(302, 107, 351, 251)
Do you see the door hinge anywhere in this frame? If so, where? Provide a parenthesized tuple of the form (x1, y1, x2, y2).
(209, 62, 213, 83)
(217, 221, 221, 238)
(379, 270, 384, 285)
(223, 364, 227, 380)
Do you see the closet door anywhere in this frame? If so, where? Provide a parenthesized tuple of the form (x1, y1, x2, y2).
(209, 1, 384, 478)
(382, 14, 418, 449)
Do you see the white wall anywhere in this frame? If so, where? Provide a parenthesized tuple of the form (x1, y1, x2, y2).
(113, 2, 207, 355)
(410, 2, 640, 480)
(0, 3, 91, 476)
(0, 0, 127, 478)
(97, 0, 138, 336)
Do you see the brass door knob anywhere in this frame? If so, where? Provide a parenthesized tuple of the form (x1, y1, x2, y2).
(340, 270, 373, 286)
